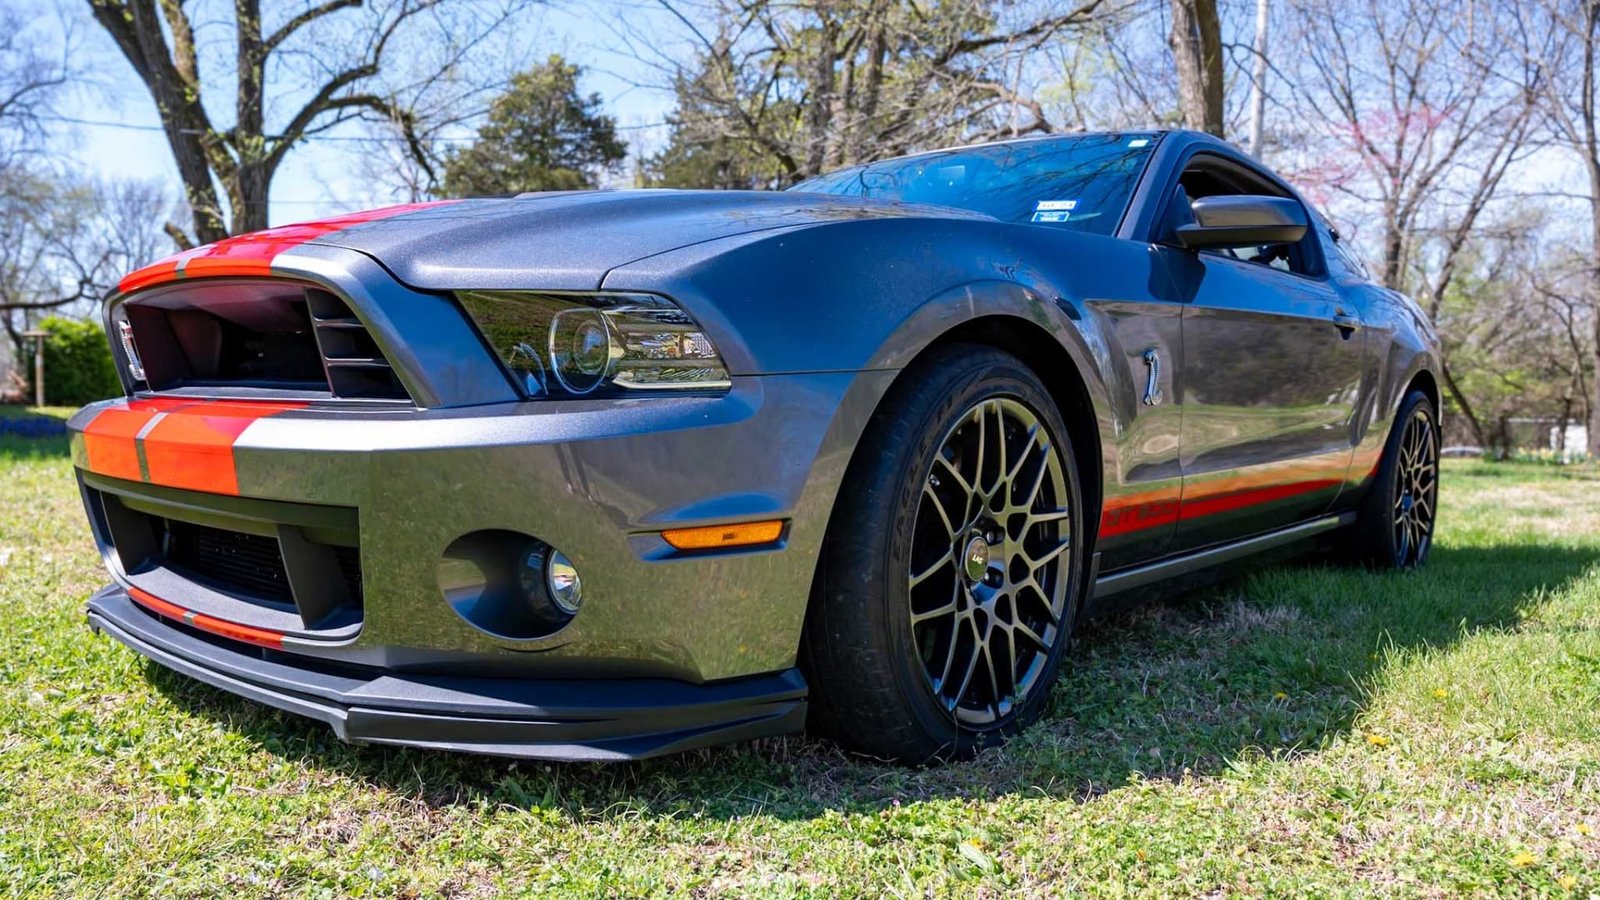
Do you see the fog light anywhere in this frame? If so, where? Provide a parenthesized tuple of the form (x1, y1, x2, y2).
(439, 530, 582, 640)
(545, 549, 582, 614)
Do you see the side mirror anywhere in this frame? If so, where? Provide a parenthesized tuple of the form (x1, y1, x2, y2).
(1174, 195, 1307, 250)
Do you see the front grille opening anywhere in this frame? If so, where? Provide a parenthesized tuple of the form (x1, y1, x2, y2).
(160, 519, 364, 623)
(166, 520, 293, 604)
(121, 281, 410, 402)
(89, 487, 364, 638)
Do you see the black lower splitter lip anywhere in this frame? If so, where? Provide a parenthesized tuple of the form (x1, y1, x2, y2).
(85, 583, 806, 761)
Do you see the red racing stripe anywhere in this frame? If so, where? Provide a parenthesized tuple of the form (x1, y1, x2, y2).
(78, 398, 306, 495)
(79, 397, 199, 483)
(117, 200, 456, 294)
(128, 586, 285, 649)
(1097, 466, 1350, 539)
(140, 400, 307, 495)
(1171, 477, 1344, 521)
(1098, 493, 1181, 538)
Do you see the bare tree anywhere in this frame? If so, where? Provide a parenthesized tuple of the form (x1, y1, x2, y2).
(86, 0, 535, 245)
(1280, 0, 1543, 445)
(631, 0, 1120, 187)
(0, 7, 72, 167)
(1525, 0, 1600, 455)
(1168, 0, 1224, 136)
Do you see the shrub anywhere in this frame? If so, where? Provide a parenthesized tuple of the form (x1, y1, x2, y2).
(29, 315, 121, 407)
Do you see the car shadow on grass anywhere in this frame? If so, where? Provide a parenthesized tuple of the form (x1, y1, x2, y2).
(145, 539, 1598, 820)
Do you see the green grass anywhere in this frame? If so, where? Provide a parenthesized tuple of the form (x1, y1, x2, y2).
(2, 447, 1598, 897)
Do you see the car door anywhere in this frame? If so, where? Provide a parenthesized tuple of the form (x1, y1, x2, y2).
(1155, 156, 1366, 553)
(1067, 239, 1187, 571)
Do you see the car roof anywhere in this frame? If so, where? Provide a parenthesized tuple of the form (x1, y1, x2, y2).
(876, 129, 1234, 165)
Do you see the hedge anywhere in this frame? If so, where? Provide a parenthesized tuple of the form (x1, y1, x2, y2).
(28, 315, 121, 407)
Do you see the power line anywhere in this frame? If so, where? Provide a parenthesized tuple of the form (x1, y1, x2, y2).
(39, 112, 668, 141)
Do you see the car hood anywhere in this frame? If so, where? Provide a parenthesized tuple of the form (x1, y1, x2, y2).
(308, 189, 992, 292)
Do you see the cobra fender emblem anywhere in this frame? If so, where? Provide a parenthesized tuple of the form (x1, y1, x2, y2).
(1142, 348, 1164, 406)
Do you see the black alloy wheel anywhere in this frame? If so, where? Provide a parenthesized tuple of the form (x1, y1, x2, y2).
(801, 344, 1086, 763)
(1350, 389, 1439, 571)
(908, 396, 1072, 726)
(1390, 403, 1438, 568)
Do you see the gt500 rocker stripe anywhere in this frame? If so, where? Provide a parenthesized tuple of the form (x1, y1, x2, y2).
(78, 399, 307, 496)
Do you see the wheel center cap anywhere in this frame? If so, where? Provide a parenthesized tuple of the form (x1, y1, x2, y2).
(1400, 492, 1414, 513)
(963, 535, 992, 582)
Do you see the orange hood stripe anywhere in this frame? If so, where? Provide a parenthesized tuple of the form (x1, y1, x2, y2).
(117, 200, 457, 294)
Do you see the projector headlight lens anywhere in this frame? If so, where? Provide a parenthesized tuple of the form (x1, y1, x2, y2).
(458, 290, 731, 398)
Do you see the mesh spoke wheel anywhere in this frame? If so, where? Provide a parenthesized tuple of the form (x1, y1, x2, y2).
(907, 397, 1071, 727)
(1390, 405, 1438, 568)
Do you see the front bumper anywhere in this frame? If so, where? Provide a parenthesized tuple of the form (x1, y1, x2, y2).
(88, 584, 807, 760)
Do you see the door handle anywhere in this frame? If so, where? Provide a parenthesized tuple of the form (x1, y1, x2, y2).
(1332, 309, 1361, 338)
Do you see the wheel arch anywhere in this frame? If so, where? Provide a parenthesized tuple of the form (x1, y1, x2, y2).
(799, 310, 1108, 639)
(914, 316, 1105, 538)
(1406, 367, 1442, 421)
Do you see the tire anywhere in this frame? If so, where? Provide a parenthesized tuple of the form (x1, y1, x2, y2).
(1348, 389, 1439, 570)
(800, 344, 1087, 763)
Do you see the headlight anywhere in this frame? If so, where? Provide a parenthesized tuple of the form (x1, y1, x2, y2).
(457, 291, 731, 398)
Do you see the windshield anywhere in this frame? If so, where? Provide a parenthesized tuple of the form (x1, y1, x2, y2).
(788, 133, 1159, 235)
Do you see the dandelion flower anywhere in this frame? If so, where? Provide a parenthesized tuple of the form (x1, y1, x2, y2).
(1577, 822, 1593, 837)
(1432, 689, 1448, 699)
(1273, 691, 1288, 700)
(1559, 875, 1576, 889)
(1511, 851, 1537, 868)
(1365, 733, 1390, 747)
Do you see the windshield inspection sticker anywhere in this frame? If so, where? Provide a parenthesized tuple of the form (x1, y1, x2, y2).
(1128, 138, 1151, 147)
(1035, 199, 1078, 212)
(1031, 210, 1073, 223)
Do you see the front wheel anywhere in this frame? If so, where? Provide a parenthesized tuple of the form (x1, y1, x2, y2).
(1350, 389, 1439, 569)
(801, 345, 1086, 763)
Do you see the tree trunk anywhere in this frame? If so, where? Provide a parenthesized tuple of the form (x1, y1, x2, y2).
(1441, 360, 1488, 449)
(1169, 0, 1225, 137)
(1584, 1, 1600, 458)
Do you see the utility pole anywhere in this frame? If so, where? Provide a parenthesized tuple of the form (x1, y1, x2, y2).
(1248, 0, 1270, 157)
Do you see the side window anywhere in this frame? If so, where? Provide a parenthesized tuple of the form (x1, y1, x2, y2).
(1175, 162, 1318, 277)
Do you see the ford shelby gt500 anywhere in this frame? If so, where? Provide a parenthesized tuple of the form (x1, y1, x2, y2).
(71, 130, 1441, 763)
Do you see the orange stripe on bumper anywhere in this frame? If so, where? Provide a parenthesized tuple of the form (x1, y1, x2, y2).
(140, 401, 306, 495)
(128, 586, 285, 649)
(80, 408, 150, 482)
(79, 398, 198, 482)
(79, 399, 306, 495)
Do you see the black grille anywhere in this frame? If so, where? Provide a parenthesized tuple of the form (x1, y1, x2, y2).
(164, 520, 361, 606)
(120, 281, 411, 402)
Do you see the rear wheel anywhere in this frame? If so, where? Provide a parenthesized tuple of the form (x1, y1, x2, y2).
(1350, 389, 1439, 569)
(801, 345, 1086, 763)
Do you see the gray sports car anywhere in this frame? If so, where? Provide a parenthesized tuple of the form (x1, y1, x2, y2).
(71, 130, 1440, 763)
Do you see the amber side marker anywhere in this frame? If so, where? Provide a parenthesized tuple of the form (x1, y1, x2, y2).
(661, 519, 785, 551)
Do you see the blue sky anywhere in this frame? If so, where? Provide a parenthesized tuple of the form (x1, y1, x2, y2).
(44, 1, 680, 227)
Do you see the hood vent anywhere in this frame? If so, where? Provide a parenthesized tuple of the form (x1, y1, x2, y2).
(306, 288, 410, 401)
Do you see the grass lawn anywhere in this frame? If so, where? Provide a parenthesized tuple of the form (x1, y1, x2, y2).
(1, 428, 1598, 897)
